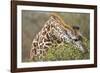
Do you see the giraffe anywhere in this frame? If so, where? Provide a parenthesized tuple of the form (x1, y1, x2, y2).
(30, 13, 87, 61)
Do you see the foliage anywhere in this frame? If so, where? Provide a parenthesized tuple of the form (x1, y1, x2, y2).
(32, 40, 90, 62)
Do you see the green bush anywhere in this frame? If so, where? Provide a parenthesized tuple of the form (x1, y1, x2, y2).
(33, 41, 89, 61)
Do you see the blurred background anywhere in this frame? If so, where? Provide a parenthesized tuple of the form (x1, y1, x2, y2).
(22, 10, 90, 62)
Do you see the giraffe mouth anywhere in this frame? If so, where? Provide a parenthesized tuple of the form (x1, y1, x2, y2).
(63, 36, 88, 53)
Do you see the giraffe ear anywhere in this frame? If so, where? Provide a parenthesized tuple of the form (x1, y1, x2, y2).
(72, 25, 80, 30)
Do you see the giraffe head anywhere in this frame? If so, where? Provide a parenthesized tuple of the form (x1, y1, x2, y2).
(50, 13, 88, 53)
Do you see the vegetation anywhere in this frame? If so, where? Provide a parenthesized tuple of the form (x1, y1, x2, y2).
(31, 40, 89, 62)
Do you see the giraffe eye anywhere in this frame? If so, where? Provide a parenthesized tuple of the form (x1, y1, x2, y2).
(73, 39, 79, 41)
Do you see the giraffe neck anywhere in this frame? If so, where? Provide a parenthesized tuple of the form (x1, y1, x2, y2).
(30, 16, 63, 60)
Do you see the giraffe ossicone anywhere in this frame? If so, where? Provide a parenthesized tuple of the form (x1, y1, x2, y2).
(30, 13, 87, 61)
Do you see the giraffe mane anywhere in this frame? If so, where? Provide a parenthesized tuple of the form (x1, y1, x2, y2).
(50, 13, 73, 31)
